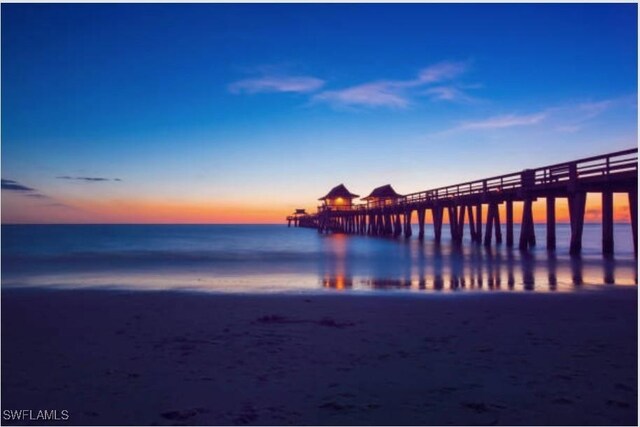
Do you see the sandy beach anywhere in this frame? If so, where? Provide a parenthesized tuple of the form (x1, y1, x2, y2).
(1, 287, 637, 425)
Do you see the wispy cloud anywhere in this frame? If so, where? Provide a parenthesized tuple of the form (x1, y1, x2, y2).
(312, 60, 474, 108)
(56, 176, 122, 182)
(555, 100, 614, 132)
(424, 86, 477, 103)
(439, 96, 623, 135)
(460, 112, 547, 130)
(578, 100, 613, 118)
(313, 82, 410, 109)
(2, 178, 58, 203)
(229, 76, 325, 94)
(1, 179, 36, 192)
(3, 178, 75, 210)
(417, 61, 467, 84)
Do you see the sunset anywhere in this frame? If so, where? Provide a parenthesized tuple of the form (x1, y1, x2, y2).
(1, 4, 637, 224)
(1, 3, 638, 427)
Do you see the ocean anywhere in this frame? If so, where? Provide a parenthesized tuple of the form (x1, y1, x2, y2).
(1, 224, 637, 294)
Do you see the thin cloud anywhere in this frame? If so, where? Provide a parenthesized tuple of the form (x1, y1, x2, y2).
(3, 178, 78, 211)
(578, 100, 613, 119)
(424, 86, 477, 103)
(229, 76, 325, 94)
(430, 95, 631, 137)
(555, 100, 614, 132)
(312, 60, 472, 109)
(460, 112, 547, 130)
(2, 178, 52, 201)
(56, 176, 122, 182)
(2, 179, 36, 192)
(313, 82, 410, 109)
(417, 61, 468, 84)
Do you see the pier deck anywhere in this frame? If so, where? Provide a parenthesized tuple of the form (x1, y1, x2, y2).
(288, 148, 638, 255)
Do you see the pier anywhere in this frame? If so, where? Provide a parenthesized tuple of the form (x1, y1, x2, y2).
(287, 148, 638, 256)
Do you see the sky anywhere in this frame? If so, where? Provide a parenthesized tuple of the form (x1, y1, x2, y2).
(1, 3, 637, 224)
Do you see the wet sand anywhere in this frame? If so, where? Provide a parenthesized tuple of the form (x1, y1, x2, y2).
(1, 288, 637, 425)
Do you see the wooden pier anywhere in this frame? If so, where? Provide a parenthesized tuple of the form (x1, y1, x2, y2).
(287, 148, 638, 256)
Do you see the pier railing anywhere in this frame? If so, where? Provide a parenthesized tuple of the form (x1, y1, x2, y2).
(321, 148, 637, 211)
(399, 148, 637, 206)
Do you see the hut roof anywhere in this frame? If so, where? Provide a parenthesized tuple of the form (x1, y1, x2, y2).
(362, 184, 403, 200)
(318, 184, 359, 201)
(294, 209, 307, 214)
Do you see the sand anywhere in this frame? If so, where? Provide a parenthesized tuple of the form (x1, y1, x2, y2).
(1, 288, 637, 426)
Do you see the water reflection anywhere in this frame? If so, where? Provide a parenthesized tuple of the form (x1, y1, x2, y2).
(318, 233, 637, 293)
(2, 224, 636, 294)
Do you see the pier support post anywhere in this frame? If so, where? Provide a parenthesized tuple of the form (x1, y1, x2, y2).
(433, 206, 443, 243)
(384, 213, 393, 235)
(519, 198, 535, 250)
(506, 200, 514, 247)
(569, 192, 587, 255)
(484, 203, 495, 246)
(494, 203, 502, 244)
(629, 190, 637, 256)
(404, 210, 413, 238)
(457, 205, 466, 243)
(394, 213, 402, 237)
(475, 203, 483, 244)
(468, 205, 476, 242)
(417, 208, 426, 240)
(448, 206, 459, 242)
(602, 191, 614, 255)
(546, 197, 556, 250)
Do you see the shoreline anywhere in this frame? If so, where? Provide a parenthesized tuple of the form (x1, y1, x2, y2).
(2, 287, 637, 425)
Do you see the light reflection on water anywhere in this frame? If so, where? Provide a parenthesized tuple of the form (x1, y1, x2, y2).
(1, 224, 637, 294)
(319, 230, 637, 293)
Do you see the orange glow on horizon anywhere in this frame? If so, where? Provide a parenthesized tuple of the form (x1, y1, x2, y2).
(2, 192, 633, 224)
(2, 195, 300, 224)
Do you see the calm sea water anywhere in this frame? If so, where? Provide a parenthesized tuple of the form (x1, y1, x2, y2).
(1, 224, 637, 294)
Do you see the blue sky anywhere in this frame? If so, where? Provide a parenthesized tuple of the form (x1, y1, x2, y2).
(1, 3, 637, 223)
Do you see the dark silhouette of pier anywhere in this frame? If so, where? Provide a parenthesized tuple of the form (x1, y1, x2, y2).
(287, 148, 638, 256)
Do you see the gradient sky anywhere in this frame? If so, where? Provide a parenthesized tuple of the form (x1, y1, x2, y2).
(2, 3, 637, 223)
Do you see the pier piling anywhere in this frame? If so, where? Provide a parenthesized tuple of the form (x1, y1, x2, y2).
(546, 197, 556, 251)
